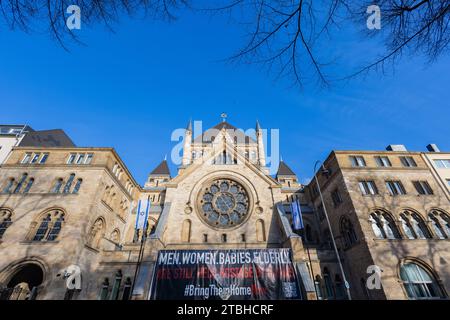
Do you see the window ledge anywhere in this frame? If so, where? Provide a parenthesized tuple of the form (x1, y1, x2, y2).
(20, 240, 60, 245)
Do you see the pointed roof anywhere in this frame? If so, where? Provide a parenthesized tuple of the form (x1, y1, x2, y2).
(150, 160, 171, 176)
(194, 121, 256, 144)
(186, 119, 193, 132)
(276, 161, 297, 177)
(256, 120, 261, 131)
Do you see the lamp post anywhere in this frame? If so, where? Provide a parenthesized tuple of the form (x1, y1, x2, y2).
(313, 160, 352, 300)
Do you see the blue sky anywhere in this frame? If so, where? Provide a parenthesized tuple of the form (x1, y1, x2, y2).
(1, 9, 449, 185)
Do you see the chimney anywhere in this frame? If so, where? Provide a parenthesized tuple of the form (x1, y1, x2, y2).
(426, 144, 440, 152)
(386, 144, 407, 152)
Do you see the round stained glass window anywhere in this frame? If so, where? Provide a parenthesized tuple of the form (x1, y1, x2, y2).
(199, 179, 250, 229)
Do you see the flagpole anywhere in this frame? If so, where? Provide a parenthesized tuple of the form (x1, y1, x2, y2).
(313, 161, 352, 300)
(130, 196, 151, 299)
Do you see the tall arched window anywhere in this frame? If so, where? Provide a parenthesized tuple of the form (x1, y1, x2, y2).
(72, 179, 83, 194)
(46, 213, 65, 241)
(63, 174, 75, 194)
(314, 276, 324, 300)
(31, 209, 65, 242)
(51, 178, 64, 193)
(0, 208, 13, 239)
(181, 219, 191, 243)
(334, 275, 346, 300)
(110, 270, 123, 300)
(369, 210, 401, 239)
(99, 278, 110, 300)
(2, 178, 15, 193)
(23, 178, 34, 193)
(340, 216, 358, 248)
(400, 210, 431, 239)
(400, 261, 445, 300)
(323, 268, 335, 300)
(13, 173, 28, 193)
(256, 219, 266, 242)
(429, 210, 450, 239)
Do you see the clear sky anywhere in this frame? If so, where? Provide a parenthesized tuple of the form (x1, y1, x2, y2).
(1, 9, 449, 185)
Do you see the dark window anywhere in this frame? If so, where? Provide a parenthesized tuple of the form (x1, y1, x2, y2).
(358, 180, 378, 195)
(331, 189, 343, 207)
(386, 180, 407, 195)
(375, 156, 392, 167)
(23, 178, 34, 193)
(400, 156, 417, 167)
(349, 156, 366, 167)
(33, 214, 51, 241)
(413, 181, 433, 195)
(63, 174, 75, 193)
(13, 173, 28, 193)
(72, 179, 83, 194)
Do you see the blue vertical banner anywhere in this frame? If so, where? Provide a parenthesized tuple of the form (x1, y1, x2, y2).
(291, 200, 304, 231)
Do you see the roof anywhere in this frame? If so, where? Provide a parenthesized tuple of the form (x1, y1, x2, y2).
(150, 160, 171, 176)
(18, 129, 75, 148)
(193, 121, 256, 144)
(276, 161, 297, 177)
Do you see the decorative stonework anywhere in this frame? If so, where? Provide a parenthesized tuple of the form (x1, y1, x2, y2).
(197, 179, 250, 229)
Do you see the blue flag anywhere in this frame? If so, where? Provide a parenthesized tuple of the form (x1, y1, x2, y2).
(291, 200, 304, 230)
(135, 198, 150, 231)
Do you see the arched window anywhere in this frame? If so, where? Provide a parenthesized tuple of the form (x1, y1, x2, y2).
(429, 210, 450, 239)
(72, 179, 83, 194)
(63, 174, 75, 194)
(314, 276, 324, 300)
(99, 278, 110, 300)
(110, 270, 122, 300)
(256, 219, 266, 242)
(340, 216, 357, 248)
(2, 178, 15, 193)
(0, 209, 13, 239)
(13, 173, 28, 193)
(46, 212, 65, 241)
(181, 219, 191, 243)
(23, 178, 34, 193)
(369, 210, 401, 239)
(122, 278, 132, 301)
(334, 275, 346, 300)
(87, 218, 105, 249)
(400, 210, 431, 239)
(51, 178, 64, 193)
(400, 261, 445, 300)
(32, 214, 51, 241)
(31, 209, 65, 242)
(323, 268, 335, 300)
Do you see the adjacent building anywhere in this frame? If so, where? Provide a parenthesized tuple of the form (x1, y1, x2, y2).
(0, 121, 449, 301)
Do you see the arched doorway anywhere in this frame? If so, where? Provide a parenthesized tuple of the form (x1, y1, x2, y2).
(1, 263, 44, 300)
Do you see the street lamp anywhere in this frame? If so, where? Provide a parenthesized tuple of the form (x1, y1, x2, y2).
(313, 160, 352, 300)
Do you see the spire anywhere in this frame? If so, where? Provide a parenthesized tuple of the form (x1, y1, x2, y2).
(276, 160, 297, 177)
(186, 119, 193, 132)
(256, 119, 261, 132)
(150, 159, 171, 177)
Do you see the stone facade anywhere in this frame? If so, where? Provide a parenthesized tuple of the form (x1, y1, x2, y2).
(0, 121, 449, 301)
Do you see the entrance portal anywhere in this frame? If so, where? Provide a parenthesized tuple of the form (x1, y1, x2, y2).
(1, 263, 44, 300)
